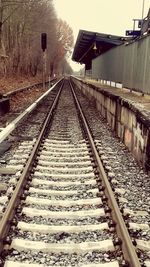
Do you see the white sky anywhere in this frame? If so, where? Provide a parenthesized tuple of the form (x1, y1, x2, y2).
(53, 0, 150, 70)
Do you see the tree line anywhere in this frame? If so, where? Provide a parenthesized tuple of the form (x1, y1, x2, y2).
(0, 0, 74, 78)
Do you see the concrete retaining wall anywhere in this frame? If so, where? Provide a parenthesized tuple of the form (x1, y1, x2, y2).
(71, 76, 150, 171)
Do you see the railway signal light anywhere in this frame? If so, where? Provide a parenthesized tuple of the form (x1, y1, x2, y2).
(41, 33, 47, 51)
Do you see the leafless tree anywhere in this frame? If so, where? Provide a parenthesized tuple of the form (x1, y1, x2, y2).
(0, 0, 73, 78)
(50, 19, 74, 77)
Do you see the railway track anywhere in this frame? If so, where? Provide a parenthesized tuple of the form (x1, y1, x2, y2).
(0, 78, 57, 130)
(0, 78, 148, 266)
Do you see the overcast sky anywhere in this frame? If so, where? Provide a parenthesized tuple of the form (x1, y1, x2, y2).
(53, 0, 150, 70)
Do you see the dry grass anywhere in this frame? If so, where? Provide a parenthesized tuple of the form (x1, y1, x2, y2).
(0, 76, 42, 95)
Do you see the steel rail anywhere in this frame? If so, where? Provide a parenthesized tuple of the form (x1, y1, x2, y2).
(0, 81, 63, 253)
(69, 80, 141, 267)
(3, 78, 57, 97)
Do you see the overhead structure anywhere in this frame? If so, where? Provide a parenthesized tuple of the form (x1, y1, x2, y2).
(72, 30, 128, 70)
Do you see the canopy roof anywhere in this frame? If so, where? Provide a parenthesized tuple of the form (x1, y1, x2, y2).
(72, 30, 128, 68)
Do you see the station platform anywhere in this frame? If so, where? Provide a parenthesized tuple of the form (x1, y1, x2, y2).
(71, 76, 150, 171)
(86, 79, 150, 118)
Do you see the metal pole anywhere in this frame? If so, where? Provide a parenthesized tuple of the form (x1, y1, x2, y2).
(142, 0, 145, 19)
(43, 50, 46, 90)
(133, 20, 135, 31)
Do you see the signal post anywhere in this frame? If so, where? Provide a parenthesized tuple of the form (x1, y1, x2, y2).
(41, 33, 47, 89)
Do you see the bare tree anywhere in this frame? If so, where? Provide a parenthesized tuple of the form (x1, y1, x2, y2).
(0, 0, 74, 79)
(0, 0, 56, 76)
(50, 19, 74, 77)
(58, 58, 73, 76)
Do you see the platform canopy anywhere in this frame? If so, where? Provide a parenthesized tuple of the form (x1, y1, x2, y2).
(72, 30, 128, 70)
